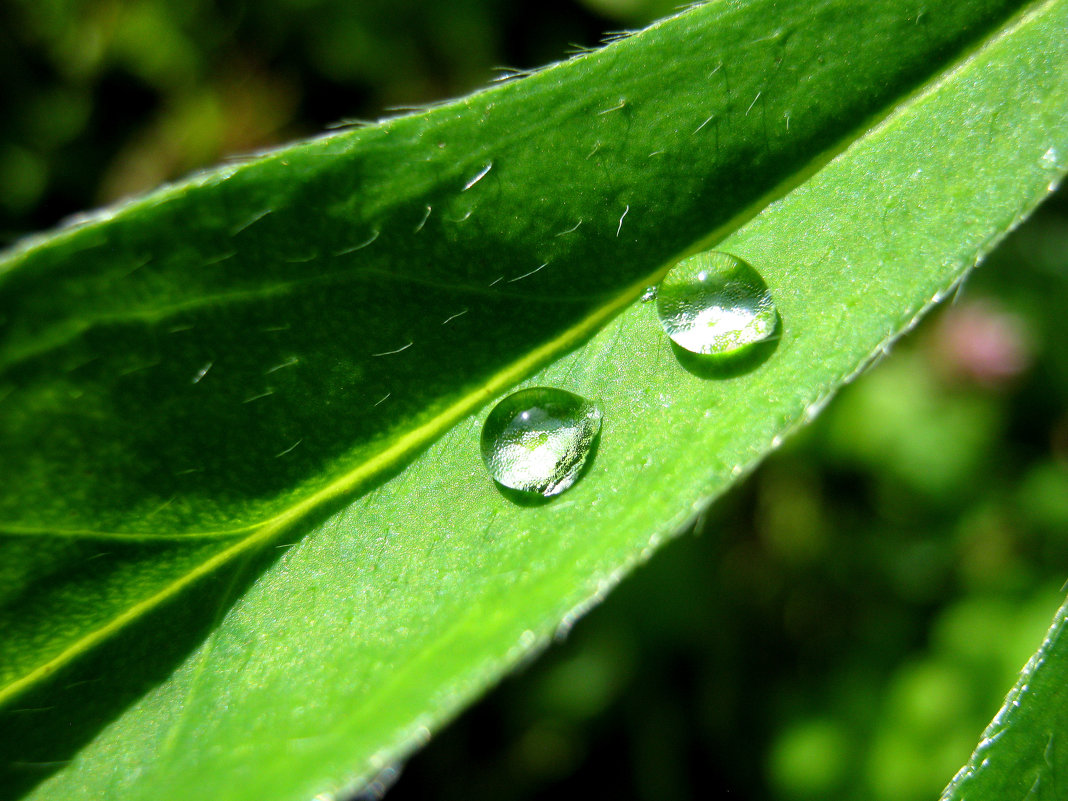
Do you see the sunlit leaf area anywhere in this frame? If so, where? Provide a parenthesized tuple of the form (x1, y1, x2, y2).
(2, 1, 1067, 800)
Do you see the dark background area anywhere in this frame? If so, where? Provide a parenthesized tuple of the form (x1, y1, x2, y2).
(2, 2, 1067, 800)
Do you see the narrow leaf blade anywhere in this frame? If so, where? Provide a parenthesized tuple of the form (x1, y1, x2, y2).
(2, 0, 1066, 799)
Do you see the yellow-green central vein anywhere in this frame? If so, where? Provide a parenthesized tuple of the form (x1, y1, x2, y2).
(0, 0, 1047, 710)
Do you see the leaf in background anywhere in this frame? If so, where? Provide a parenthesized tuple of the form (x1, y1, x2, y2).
(1, 0, 1066, 799)
(942, 597, 1068, 801)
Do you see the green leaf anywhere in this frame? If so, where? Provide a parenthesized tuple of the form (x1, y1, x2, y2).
(942, 597, 1068, 801)
(1, 0, 1066, 799)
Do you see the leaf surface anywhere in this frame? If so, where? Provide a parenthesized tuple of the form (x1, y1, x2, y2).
(942, 597, 1068, 801)
(1, 0, 1066, 799)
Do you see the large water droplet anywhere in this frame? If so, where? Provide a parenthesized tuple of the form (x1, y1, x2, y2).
(656, 251, 777, 355)
(481, 387, 601, 497)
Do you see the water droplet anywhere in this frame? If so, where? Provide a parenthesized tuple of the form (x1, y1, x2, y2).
(481, 387, 601, 497)
(641, 285, 658, 302)
(656, 251, 777, 355)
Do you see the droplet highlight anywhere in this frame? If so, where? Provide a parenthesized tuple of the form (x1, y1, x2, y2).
(656, 251, 777, 355)
(481, 387, 601, 497)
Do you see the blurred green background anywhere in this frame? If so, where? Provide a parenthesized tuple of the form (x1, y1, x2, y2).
(2, 1, 1066, 799)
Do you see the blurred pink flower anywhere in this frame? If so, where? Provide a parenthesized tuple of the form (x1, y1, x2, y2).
(933, 299, 1033, 387)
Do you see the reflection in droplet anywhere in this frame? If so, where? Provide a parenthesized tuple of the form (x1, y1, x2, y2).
(480, 387, 601, 497)
(1041, 145, 1064, 170)
(656, 251, 777, 355)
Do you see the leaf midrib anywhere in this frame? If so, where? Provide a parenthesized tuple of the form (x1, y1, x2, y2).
(0, 268, 648, 706)
(0, 0, 1043, 710)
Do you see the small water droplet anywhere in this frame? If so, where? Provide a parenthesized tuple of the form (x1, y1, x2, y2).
(641, 285, 658, 302)
(481, 387, 601, 497)
(656, 251, 777, 355)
